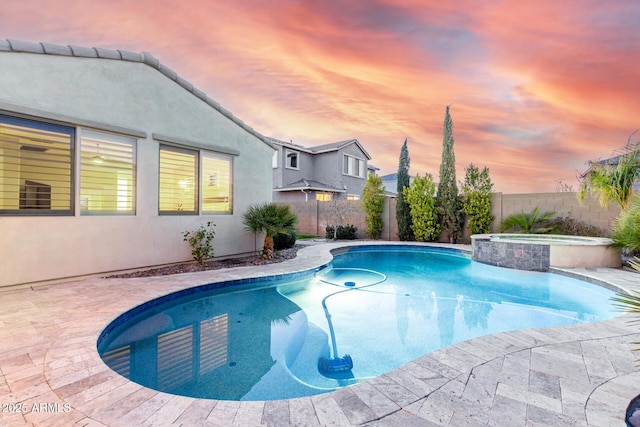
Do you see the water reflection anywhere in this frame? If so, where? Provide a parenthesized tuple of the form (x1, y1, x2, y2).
(100, 286, 302, 400)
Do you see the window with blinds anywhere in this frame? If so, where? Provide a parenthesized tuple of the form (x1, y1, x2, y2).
(0, 114, 74, 215)
(343, 154, 365, 178)
(159, 145, 198, 214)
(202, 153, 232, 214)
(80, 129, 136, 214)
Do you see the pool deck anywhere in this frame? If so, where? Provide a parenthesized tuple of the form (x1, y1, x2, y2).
(1, 241, 639, 426)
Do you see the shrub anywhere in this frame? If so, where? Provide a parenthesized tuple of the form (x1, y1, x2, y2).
(462, 163, 494, 235)
(550, 216, 607, 237)
(610, 193, 640, 254)
(362, 174, 386, 239)
(325, 225, 357, 240)
(183, 221, 216, 265)
(403, 174, 439, 242)
(274, 228, 297, 250)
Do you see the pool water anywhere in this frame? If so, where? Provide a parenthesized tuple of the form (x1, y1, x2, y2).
(98, 246, 618, 401)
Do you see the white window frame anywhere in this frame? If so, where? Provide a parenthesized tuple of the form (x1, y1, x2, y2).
(343, 154, 366, 178)
(286, 150, 299, 170)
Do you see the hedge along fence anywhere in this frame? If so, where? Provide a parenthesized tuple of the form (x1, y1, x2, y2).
(278, 191, 623, 242)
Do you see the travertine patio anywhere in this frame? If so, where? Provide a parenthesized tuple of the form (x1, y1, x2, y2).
(1, 241, 639, 426)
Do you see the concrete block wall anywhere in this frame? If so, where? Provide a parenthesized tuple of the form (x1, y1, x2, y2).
(492, 192, 622, 234)
(282, 191, 627, 242)
(280, 198, 399, 240)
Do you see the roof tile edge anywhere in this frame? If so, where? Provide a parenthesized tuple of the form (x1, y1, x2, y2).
(1, 39, 267, 144)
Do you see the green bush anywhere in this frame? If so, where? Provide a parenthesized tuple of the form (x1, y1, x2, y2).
(462, 163, 493, 235)
(403, 174, 439, 242)
(610, 193, 640, 254)
(362, 175, 386, 239)
(325, 225, 357, 240)
(274, 228, 297, 250)
(183, 221, 216, 265)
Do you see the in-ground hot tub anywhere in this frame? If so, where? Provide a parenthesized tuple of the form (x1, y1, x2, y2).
(471, 234, 621, 271)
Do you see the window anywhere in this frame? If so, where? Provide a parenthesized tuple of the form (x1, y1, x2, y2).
(0, 114, 74, 215)
(316, 193, 332, 201)
(159, 144, 234, 215)
(201, 152, 232, 214)
(272, 150, 278, 168)
(159, 145, 198, 214)
(286, 150, 298, 169)
(80, 129, 136, 215)
(343, 154, 365, 178)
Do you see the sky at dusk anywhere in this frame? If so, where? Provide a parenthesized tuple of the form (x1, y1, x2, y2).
(2, 0, 640, 193)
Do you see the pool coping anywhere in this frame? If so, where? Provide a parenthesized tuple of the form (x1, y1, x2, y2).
(1, 240, 639, 426)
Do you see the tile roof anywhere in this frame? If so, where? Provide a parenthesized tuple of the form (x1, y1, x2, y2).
(0, 39, 269, 145)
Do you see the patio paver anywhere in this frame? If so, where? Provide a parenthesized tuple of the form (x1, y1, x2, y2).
(0, 241, 638, 426)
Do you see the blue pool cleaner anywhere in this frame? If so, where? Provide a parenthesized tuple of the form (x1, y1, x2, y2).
(318, 283, 355, 374)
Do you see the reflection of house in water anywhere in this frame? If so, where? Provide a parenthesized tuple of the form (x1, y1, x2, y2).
(100, 287, 302, 400)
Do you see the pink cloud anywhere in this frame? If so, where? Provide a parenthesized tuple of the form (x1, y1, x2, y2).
(1, 0, 638, 193)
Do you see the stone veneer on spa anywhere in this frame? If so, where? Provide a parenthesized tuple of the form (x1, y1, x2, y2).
(472, 237, 551, 271)
(471, 234, 621, 271)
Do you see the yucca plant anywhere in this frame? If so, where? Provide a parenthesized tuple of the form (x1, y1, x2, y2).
(499, 206, 556, 234)
(242, 202, 297, 259)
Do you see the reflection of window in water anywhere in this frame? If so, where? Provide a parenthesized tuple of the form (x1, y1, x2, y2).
(199, 314, 228, 374)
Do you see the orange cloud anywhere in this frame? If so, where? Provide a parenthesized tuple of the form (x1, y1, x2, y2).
(1, 0, 639, 193)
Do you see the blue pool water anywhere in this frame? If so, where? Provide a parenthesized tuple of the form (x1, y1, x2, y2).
(98, 246, 618, 401)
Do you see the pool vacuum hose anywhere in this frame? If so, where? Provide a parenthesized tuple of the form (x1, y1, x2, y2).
(318, 283, 354, 373)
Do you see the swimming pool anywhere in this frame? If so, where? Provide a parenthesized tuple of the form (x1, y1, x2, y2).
(97, 245, 618, 401)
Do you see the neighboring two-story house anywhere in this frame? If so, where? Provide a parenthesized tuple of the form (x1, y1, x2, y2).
(269, 137, 373, 202)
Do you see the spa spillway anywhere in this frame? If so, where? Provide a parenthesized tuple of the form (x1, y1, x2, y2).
(471, 234, 621, 271)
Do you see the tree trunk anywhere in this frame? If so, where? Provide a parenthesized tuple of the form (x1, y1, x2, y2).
(263, 235, 275, 259)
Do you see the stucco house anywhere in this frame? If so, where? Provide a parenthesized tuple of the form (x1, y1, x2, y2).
(0, 39, 274, 288)
(269, 137, 373, 202)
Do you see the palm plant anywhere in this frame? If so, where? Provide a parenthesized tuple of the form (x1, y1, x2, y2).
(579, 144, 640, 209)
(242, 202, 297, 259)
(499, 207, 556, 234)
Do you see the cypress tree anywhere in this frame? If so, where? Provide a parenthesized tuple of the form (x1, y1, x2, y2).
(436, 105, 461, 243)
(396, 138, 414, 241)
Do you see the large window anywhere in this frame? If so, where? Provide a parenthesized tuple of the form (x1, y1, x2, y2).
(159, 145, 198, 214)
(80, 129, 136, 215)
(159, 144, 234, 215)
(343, 154, 365, 178)
(0, 114, 74, 215)
(201, 152, 232, 214)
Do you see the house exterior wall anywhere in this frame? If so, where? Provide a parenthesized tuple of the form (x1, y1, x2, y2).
(312, 151, 341, 187)
(0, 51, 273, 288)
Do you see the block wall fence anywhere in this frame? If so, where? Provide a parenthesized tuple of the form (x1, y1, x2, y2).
(279, 192, 623, 242)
